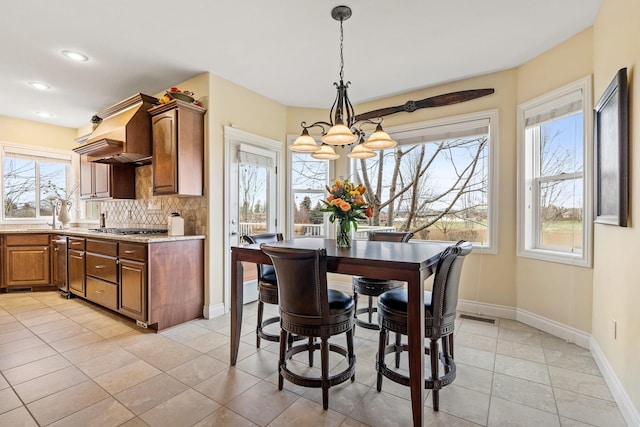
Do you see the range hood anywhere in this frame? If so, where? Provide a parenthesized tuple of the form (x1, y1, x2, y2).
(74, 93, 159, 165)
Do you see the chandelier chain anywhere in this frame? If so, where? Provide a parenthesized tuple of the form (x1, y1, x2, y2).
(339, 19, 344, 82)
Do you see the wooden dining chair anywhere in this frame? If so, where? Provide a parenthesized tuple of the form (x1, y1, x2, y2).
(352, 231, 414, 331)
(261, 245, 356, 410)
(375, 240, 471, 411)
(241, 233, 285, 347)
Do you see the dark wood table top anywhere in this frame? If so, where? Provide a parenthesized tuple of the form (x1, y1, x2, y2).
(233, 238, 451, 280)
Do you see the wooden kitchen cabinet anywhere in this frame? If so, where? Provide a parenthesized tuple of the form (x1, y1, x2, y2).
(148, 100, 206, 196)
(119, 245, 147, 322)
(4, 234, 51, 288)
(84, 239, 118, 309)
(79, 155, 136, 200)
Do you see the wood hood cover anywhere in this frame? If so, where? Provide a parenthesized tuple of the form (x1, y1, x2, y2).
(73, 93, 159, 165)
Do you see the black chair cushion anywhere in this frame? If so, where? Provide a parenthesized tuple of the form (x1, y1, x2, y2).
(378, 288, 433, 315)
(261, 271, 277, 285)
(328, 289, 354, 314)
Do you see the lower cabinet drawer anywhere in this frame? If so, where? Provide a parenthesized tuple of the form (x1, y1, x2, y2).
(86, 253, 118, 283)
(86, 277, 118, 311)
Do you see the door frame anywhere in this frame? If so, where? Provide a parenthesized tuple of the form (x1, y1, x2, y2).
(223, 126, 282, 312)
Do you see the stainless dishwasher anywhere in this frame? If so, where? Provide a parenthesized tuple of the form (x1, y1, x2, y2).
(52, 236, 69, 298)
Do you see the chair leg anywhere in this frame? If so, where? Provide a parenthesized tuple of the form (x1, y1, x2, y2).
(256, 300, 264, 348)
(395, 332, 402, 369)
(377, 327, 387, 392)
(352, 291, 359, 335)
(321, 337, 329, 410)
(346, 329, 355, 381)
(308, 337, 315, 367)
(430, 338, 440, 411)
(442, 336, 450, 374)
(367, 295, 374, 323)
(449, 334, 455, 359)
(278, 329, 287, 391)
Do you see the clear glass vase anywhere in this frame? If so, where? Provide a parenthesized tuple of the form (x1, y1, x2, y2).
(336, 218, 351, 248)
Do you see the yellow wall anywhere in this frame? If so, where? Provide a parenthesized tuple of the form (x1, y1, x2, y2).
(207, 74, 288, 308)
(515, 29, 594, 333)
(592, 0, 640, 413)
(0, 116, 76, 149)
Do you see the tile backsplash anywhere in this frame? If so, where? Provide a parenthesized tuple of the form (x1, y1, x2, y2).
(101, 165, 207, 235)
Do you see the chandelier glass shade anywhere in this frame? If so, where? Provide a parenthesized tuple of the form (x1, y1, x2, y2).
(311, 144, 340, 160)
(290, 5, 396, 160)
(289, 128, 321, 153)
(361, 124, 397, 150)
(347, 141, 376, 159)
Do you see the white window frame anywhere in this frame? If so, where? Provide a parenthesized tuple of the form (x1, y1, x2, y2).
(286, 134, 334, 239)
(349, 109, 499, 254)
(517, 76, 593, 266)
(0, 142, 77, 224)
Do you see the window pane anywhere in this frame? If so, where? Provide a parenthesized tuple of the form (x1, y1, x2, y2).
(4, 158, 36, 218)
(354, 135, 488, 244)
(291, 152, 328, 238)
(540, 113, 583, 177)
(291, 153, 327, 190)
(40, 162, 68, 216)
(538, 178, 583, 253)
(293, 191, 325, 237)
(239, 164, 268, 235)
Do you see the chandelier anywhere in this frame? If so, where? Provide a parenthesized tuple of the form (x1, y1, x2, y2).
(289, 5, 397, 160)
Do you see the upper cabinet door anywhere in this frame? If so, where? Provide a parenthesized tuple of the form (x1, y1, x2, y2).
(93, 163, 111, 198)
(151, 109, 178, 195)
(149, 100, 205, 196)
(79, 155, 94, 198)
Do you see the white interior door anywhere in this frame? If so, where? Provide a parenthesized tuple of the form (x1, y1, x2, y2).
(224, 128, 280, 308)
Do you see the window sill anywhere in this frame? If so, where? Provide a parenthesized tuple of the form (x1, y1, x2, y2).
(517, 248, 590, 268)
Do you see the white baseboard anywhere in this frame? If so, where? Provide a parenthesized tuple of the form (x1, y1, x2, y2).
(516, 308, 590, 349)
(458, 299, 517, 320)
(590, 338, 639, 427)
(458, 300, 591, 349)
(203, 303, 225, 319)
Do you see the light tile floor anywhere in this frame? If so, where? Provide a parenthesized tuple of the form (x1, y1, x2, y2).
(0, 291, 628, 427)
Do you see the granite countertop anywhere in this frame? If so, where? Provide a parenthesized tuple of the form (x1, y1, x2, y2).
(0, 228, 206, 243)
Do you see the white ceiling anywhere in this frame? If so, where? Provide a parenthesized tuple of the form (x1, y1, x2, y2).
(0, 0, 601, 129)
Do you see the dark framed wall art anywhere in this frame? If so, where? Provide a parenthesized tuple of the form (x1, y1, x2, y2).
(594, 67, 629, 227)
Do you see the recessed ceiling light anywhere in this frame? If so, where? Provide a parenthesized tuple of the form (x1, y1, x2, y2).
(28, 81, 51, 90)
(35, 111, 54, 118)
(61, 50, 89, 62)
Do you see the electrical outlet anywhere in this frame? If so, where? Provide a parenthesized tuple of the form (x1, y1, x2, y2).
(147, 199, 162, 211)
(613, 319, 617, 340)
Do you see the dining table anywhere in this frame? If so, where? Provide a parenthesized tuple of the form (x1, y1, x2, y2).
(230, 237, 451, 427)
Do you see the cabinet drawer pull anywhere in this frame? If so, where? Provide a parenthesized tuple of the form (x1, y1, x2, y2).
(44, 246, 48, 251)
(54, 247, 59, 252)
(71, 242, 82, 246)
(95, 290, 104, 294)
(94, 265, 106, 269)
(124, 250, 135, 254)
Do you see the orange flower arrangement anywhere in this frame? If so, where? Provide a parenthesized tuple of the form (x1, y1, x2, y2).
(322, 178, 373, 247)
